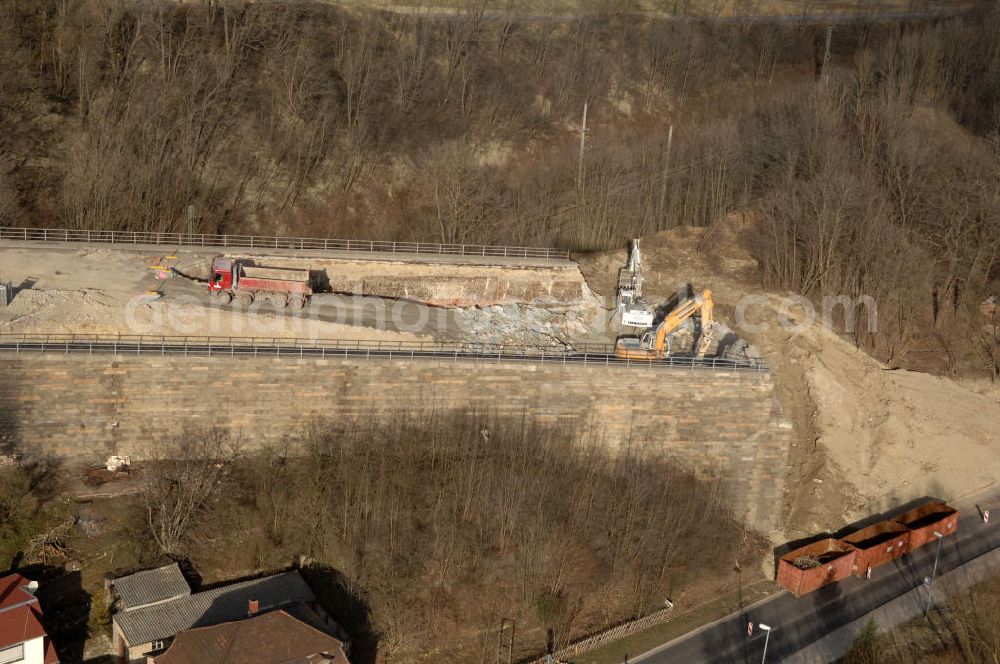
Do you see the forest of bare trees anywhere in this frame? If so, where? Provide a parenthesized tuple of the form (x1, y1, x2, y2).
(1, 1, 998, 373)
(134, 413, 756, 662)
(0, 408, 753, 661)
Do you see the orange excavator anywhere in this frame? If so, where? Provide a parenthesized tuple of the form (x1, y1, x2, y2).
(614, 290, 715, 360)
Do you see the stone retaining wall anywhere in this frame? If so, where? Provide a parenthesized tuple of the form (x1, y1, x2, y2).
(0, 355, 791, 530)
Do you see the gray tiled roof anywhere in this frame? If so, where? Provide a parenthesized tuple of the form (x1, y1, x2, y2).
(112, 563, 190, 610)
(113, 571, 316, 646)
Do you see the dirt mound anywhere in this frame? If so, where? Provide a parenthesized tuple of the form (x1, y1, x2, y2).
(578, 214, 759, 305)
(801, 325, 1000, 516)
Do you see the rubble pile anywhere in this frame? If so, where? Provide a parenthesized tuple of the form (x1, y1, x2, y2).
(643, 318, 763, 361)
(450, 303, 605, 348)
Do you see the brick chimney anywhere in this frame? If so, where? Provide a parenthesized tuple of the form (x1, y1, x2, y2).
(248, 599, 259, 616)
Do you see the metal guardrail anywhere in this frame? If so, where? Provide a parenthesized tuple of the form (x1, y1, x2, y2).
(0, 227, 571, 260)
(0, 334, 768, 373)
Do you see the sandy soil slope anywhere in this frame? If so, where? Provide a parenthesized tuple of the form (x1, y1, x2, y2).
(578, 216, 1000, 540)
(803, 333, 1000, 517)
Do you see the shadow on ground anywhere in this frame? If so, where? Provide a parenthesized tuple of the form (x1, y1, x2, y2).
(300, 563, 379, 664)
(15, 563, 91, 664)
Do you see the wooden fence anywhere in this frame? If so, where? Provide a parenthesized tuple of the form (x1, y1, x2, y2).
(525, 602, 674, 664)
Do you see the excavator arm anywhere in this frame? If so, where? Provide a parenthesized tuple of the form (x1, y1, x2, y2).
(654, 293, 708, 351)
(615, 290, 715, 360)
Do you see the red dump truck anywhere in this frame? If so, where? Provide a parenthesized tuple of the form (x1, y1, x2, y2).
(207, 257, 312, 307)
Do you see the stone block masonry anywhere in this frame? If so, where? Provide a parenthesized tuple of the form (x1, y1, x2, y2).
(0, 355, 791, 531)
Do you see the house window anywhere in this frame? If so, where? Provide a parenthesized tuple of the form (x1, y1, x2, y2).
(0, 643, 25, 664)
(149, 640, 167, 653)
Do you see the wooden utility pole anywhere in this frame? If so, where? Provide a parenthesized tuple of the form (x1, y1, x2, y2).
(657, 124, 675, 218)
(820, 25, 833, 84)
(577, 102, 588, 190)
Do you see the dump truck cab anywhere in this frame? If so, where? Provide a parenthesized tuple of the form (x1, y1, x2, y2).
(208, 258, 235, 292)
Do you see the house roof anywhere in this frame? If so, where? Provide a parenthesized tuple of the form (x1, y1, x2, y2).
(154, 607, 349, 664)
(0, 574, 58, 662)
(0, 600, 47, 651)
(0, 574, 35, 611)
(43, 639, 59, 663)
(114, 572, 315, 646)
(112, 562, 190, 610)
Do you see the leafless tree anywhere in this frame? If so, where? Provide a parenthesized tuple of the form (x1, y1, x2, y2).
(142, 428, 236, 554)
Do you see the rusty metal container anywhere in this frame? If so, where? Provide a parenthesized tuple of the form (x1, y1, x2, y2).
(841, 520, 911, 575)
(777, 538, 858, 596)
(893, 501, 959, 550)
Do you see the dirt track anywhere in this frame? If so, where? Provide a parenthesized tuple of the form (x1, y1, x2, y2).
(0, 244, 609, 346)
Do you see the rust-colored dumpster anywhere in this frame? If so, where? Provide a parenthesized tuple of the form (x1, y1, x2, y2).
(893, 501, 959, 550)
(777, 539, 858, 596)
(841, 520, 911, 575)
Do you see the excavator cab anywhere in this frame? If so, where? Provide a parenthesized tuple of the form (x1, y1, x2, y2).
(614, 330, 671, 360)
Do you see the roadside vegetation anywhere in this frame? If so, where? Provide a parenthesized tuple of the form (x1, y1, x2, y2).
(0, 462, 68, 570)
(0, 414, 763, 662)
(843, 573, 1000, 662)
(172, 413, 762, 661)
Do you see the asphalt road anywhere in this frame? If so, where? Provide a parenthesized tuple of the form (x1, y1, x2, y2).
(636, 506, 1000, 663)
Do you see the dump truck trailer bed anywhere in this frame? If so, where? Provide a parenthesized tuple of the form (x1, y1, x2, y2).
(236, 276, 311, 295)
(239, 265, 311, 284)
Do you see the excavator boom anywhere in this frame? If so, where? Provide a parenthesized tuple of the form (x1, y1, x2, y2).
(617, 239, 654, 327)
